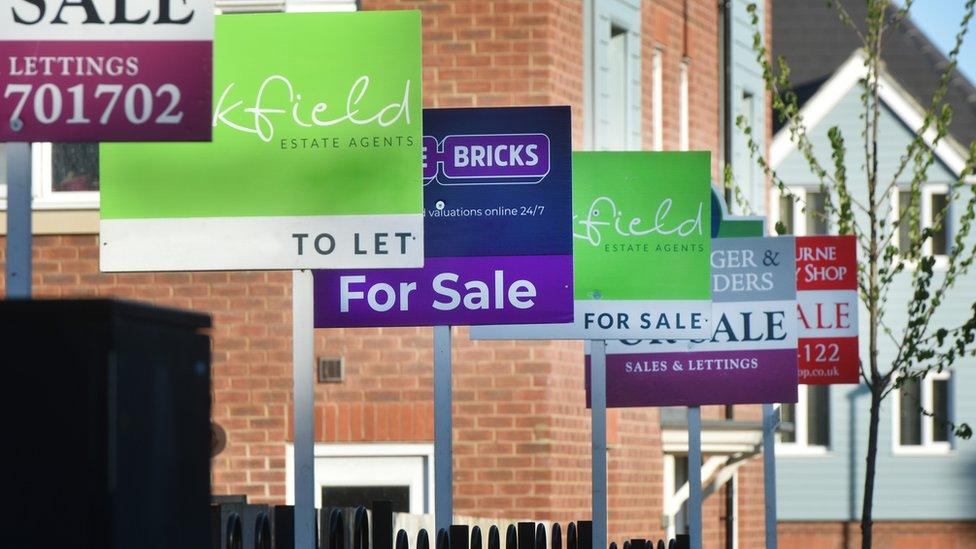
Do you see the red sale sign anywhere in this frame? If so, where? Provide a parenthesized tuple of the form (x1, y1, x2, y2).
(796, 235, 860, 384)
(1, 0, 212, 142)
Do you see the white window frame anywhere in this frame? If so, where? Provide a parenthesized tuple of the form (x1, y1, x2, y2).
(585, 0, 641, 151)
(286, 442, 434, 513)
(890, 184, 950, 269)
(652, 47, 664, 151)
(30, 143, 100, 210)
(891, 372, 953, 456)
(678, 59, 689, 151)
(776, 388, 830, 456)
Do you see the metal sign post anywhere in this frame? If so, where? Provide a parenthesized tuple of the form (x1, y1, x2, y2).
(590, 340, 608, 549)
(687, 406, 703, 549)
(293, 270, 316, 549)
(5, 143, 31, 299)
(762, 403, 779, 549)
(434, 325, 453, 533)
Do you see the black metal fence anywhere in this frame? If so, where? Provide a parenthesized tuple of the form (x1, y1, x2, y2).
(211, 500, 690, 549)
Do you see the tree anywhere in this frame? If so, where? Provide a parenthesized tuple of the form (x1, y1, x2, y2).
(737, 1, 976, 547)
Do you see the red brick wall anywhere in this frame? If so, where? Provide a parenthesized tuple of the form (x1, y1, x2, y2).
(0, 0, 772, 545)
(779, 520, 976, 549)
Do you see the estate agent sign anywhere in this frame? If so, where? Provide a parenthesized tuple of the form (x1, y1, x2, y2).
(1, 0, 213, 141)
(313, 106, 574, 327)
(472, 151, 713, 340)
(98, 11, 424, 271)
(796, 235, 860, 384)
(586, 236, 798, 407)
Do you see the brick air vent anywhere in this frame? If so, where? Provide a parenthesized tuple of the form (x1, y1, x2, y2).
(316, 357, 344, 383)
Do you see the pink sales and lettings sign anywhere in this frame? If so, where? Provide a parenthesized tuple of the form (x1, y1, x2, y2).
(1, 0, 212, 142)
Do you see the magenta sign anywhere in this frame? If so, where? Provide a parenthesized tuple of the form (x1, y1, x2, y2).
(0, 0, 213, 142)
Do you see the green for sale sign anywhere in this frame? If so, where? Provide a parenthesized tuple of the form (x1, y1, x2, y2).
(99, 11, 423, 272)
(472, 151, 713, 340)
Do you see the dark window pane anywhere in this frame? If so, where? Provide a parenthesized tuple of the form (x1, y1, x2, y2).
(806, 385, 831, 446)
(931, 192, 949, 255)
(933, 379, 950, 443)
(779, 195, 794, 235)
(899, 378, 922, 446)
(898, 191, 915, 255)
(322, 486, 410, 513)
(780, 403, 796, 443)
(52, 143, 99, 192)
(805, 191, 828, 235)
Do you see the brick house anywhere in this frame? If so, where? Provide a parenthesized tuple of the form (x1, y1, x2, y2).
(0, 0, 772, 547)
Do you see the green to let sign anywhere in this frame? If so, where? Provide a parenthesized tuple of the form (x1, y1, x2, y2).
(99, 11, 424, 272)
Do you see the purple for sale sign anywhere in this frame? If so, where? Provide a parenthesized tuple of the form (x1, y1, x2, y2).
(1, 0, 213, 142)
(314, 106, 573, 328)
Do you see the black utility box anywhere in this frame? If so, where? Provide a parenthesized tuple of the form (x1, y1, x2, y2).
(2, 299, 212, 549)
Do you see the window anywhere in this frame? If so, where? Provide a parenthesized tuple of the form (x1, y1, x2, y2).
(679, 60, 689, 151)
(652, 48, 663, 151)
(893, 186, 950, 258)
(587, 0, 641, 151)
(773, 187, 829, 236)
(605, 25, 629, 151)
(27, 143, 100, 209)
(735, 91, 758, 198)
(778, 385, 830, 453)
(777, 194, 795, 235)
(288, 443, 434, 513)
(804, 190, 829, 235)
(893, 372, 952, 454)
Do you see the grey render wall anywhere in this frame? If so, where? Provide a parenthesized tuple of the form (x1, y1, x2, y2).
(773, 83, 976, 521)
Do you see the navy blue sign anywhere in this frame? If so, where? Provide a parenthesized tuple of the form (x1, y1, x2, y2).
(421, 106, 572, 258)
(314, 106, 574, 328)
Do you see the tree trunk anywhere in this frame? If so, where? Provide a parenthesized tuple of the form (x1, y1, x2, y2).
(860, 383, 883, 549)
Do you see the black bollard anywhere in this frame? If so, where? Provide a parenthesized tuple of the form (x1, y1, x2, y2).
(550, 523, 562, 549)
(254, 512, 271, 549)
(373, 501, 394, 549)
(451, 525, 470, 549)
(471, 526, 483, 549)
(506, 525, 518, 549)
(517, 522, 536, 549)
(273, 506, 294, 549)
(535, 524, 547, 549)
(226, 512, 244, 549)
(576, 521, 592, 549)
(329, 508, 346, 549)
(488, 525, 501, 549)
